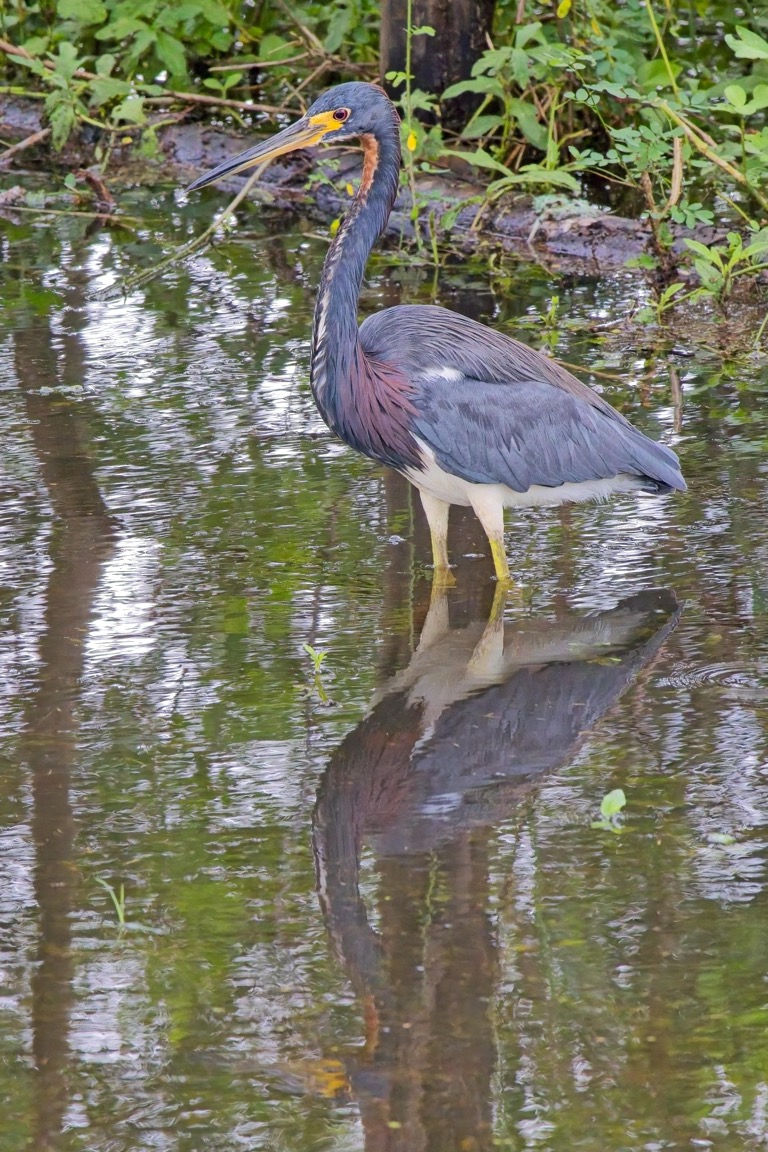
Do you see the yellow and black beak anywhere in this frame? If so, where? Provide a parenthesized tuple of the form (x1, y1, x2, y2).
(186, 110, 342, 192)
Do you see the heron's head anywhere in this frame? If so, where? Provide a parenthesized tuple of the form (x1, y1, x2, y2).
(186, 82, 399, 193)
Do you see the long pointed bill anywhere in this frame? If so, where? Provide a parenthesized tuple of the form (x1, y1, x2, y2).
(186, 111, 339, 192)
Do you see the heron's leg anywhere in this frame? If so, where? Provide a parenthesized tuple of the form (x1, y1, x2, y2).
(467, 582, 508, 679)
(418, 490, 455, 585)
(468, 489, 511, 584)
(416, 580, 450, 652)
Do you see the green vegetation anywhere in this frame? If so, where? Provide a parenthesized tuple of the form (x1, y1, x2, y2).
(591, 787, 627, 833)
(3, 1, 768, 311)
(302, 642, 333, 705)
(96, 876, 127, 927)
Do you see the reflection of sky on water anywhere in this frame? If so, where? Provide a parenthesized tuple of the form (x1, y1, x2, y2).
(86, 535, 160, 664)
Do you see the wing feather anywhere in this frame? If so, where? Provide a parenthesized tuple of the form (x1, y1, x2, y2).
(360, 305, 685, 492)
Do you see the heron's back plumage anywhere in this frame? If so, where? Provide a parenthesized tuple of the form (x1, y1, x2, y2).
(360, 305, 686, 494)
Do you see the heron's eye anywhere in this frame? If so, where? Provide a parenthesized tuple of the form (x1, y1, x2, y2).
(333, 108, 350, 123)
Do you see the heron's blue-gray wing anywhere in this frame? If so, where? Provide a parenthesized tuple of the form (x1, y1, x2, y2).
(412, 373, 683, 491)
(360, 304, 685, 493)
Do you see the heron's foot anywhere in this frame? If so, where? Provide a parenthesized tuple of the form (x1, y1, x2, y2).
(431, 563, 457, 588)
(468, 581, 508, 678)
(489, 538, 511, 585)
(489, 578, 510, 623)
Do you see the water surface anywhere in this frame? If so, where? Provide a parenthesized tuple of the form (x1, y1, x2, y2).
(1, 189, 768, 1151)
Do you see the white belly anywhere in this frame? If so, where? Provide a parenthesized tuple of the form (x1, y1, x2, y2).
(406, 439, 648, 509)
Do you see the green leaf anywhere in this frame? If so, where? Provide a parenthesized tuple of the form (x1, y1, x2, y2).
(509, 46, 533, 89)
(95, 53, 117, 76)
(735, 84, 768, 116)
(508, 97, 548, 151)
(723, 84, 747, 110)
(257, 33, 295, 62)
(685, 238, 722, 264)
(446, 147, 512, 176)
(21, 36, 50, 57)
(95, 16, 147, 40)
(208, 29, 233, 52)
(13, 54, 48, 79)
(50, 42, 82, 83)
(515, 20, 544, 50)
(443, 76, 504, 100)
(89, 76, 132, 106)
(693, 260, 723, 288)
(221, 71, 243, 91)
(741, 238, 768, 259)
(459, 114, 503, 139)
(47, 97, 77, 149)
(636, 56, 680, 91)
(600, 789, 626, 819)
(658, 282, 686, 306)
(724, 25, 768, 61)
(162, 2, 199, 24)
(155, 30, 187, 76)
(491, 164, 580, 192)
(324, 8, 353, 53)
(196, 0, 230, 22)
(124, 26, 156, 66)
(57, 0, 106, 23)
(111, 95, 146, 124)
(625, 253, 659, 270)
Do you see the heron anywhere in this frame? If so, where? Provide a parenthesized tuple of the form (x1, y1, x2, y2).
(187, 81, 686, 584)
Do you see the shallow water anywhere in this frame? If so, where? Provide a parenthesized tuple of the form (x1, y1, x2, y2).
(1, 188, 768, 1151)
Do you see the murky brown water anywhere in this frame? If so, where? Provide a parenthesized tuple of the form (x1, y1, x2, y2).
(2, 188, 768, 1151)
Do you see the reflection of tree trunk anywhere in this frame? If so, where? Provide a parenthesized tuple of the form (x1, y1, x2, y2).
(14, 319, 116, 1151)
(358, 831, 496, 1152)
(329, 830, 496, 1152)
(422, 832, 495, 1152)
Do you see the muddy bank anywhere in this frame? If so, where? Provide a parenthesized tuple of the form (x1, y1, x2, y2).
(0, 94, 713, 269)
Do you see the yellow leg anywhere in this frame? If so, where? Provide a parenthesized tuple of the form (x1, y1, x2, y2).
(417, 580, 450, 650)
(488, 577, 510, 623)
(418, 489, 456, 585)
(467, 580, 509, 679)
(469, 490, 511, 584)
(489, 536, 511, 584)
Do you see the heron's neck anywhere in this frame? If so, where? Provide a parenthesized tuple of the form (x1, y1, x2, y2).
(310, 126, 401, 407)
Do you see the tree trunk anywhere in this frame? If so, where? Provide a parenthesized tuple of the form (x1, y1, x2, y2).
(380, 0, 496, 133)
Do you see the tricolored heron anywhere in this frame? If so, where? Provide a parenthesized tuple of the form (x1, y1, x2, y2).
(188, 82, 686, 583)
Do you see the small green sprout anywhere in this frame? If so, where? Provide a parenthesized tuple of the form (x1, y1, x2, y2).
(591, 788, 627, 833)
(706, 831, 737, 846)
(302, 643, 332, 705)
(96, 877, 126, 926)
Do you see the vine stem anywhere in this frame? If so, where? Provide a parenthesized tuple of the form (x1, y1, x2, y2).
(643, 1, 679, 96)
(105, 165, 265, 298)
(656, 99, 768, 215)
(0, 127, 50, 165)
(403, 0, 424, 253)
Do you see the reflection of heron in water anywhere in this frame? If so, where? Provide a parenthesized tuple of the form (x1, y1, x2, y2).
(313, 586, 680, 1151)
